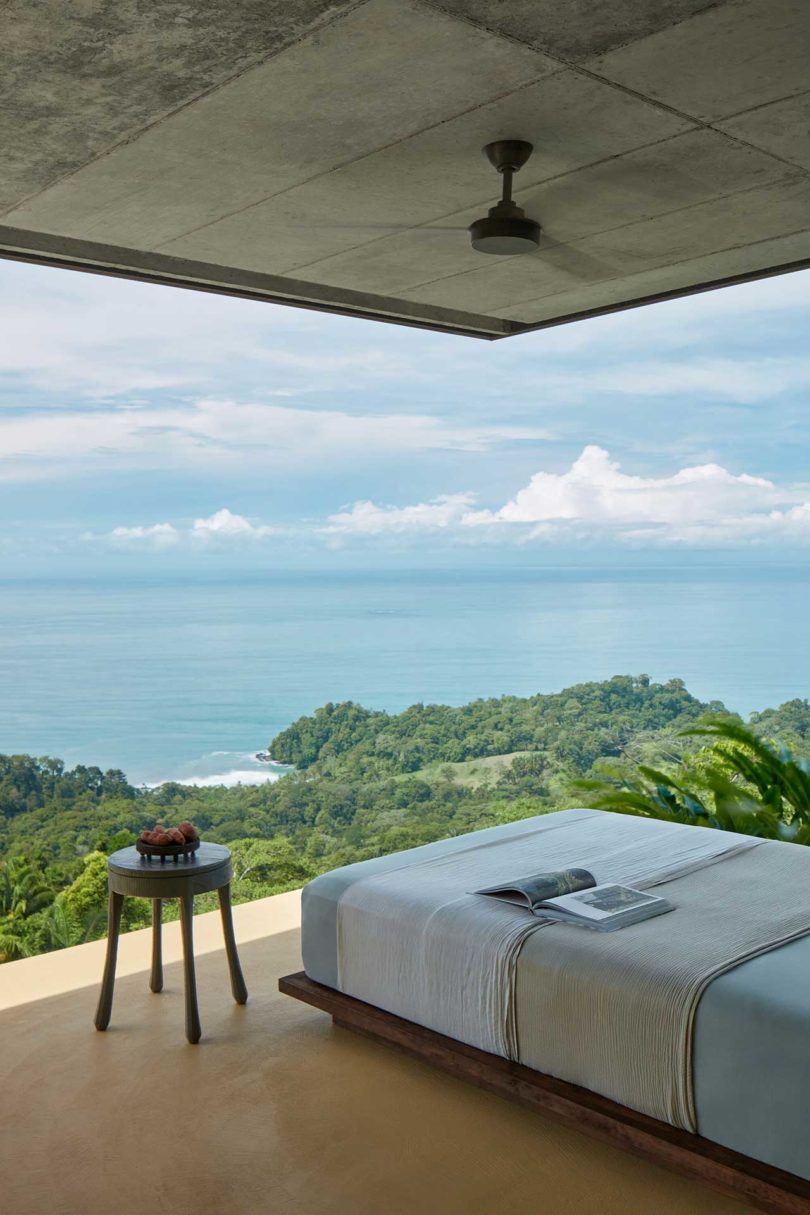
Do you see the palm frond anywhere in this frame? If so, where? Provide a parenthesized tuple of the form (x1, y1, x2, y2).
(579, 716, 810, 842)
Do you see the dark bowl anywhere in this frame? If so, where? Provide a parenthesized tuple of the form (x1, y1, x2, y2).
(135, 836, 200, 859)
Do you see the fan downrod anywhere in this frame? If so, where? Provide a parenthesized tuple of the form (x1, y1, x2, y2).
(469, 140, 541, 256)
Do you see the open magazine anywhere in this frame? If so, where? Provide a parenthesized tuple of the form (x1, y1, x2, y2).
(475, 867, 672, 932)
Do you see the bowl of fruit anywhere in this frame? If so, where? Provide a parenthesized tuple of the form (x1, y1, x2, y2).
(136, 820, 200, 861)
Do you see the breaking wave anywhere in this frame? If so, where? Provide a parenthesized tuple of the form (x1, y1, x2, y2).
(144, 751, 293, 788)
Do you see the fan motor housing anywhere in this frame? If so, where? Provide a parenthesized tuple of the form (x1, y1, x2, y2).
(469, 212, 541, 256)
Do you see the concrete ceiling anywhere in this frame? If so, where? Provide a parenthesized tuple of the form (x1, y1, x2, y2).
(1, 0, 808, 339)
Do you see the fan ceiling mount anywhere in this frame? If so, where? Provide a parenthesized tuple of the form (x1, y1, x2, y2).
(468, 140, 541, 256)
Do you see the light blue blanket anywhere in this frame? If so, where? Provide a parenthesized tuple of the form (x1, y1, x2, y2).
(301, 814, 810, 1180)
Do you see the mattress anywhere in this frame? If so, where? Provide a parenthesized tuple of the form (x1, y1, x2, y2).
(301, 816, 810, 1180)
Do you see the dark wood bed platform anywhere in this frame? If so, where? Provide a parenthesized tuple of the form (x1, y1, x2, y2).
(280, 972, 810, 1215)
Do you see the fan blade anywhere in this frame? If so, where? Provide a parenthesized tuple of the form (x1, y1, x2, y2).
(292, 222, 468, 233)
(537, 241, 616, 281)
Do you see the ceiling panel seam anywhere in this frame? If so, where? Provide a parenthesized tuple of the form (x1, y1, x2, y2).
(718, 85, 810, 124)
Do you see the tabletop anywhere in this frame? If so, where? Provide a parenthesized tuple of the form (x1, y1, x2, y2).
(108, 842, 231, 878)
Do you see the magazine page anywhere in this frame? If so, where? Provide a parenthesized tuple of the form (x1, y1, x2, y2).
(542, 884, 662, 921)
(477, 867, 595, 907)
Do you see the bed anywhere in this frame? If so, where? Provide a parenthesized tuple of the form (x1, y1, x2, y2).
(281, 811, 810, 1214)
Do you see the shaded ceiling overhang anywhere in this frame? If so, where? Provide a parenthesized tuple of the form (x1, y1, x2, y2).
(2, 0, 809, 340)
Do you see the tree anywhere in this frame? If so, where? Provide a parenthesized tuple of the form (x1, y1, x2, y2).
(60, 851, 149, 931)
(60, 852, 110, 920)
(0, 919, 30, 962)
(580, 718, 810, 843)
(28, 902, 104, 953)
(230, 838, 314, 888)
(0, 856, 52, 918)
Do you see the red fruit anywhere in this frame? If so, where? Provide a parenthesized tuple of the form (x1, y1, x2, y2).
(139, 829, 152, 842)
(168, 828, 185, 845)
(153, 832, 172, 846)
(178, 821, 198, 841)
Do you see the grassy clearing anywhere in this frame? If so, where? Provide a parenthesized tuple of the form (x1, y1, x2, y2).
(407, 751, 534, 789)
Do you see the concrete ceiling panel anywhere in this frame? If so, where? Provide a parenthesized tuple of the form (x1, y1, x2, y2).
(588, 0, 810, 122)
(718, 91, 810, 172)
(399, 246, 618, 314)
(0, 0, 361, 212)
(514, 128, 792, 245)
(576, 177, 810, 269)
(429, 0, 726, 62)
(398, 177, 810, 314)
(293, 229, 484, 295)
(2, 0, 553, 248)
(491, 230, 810, 322)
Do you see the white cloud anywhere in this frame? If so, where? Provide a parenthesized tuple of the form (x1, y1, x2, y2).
(2, 258, 808, 563)
(770, 502, 810, 526)
(107, 523, 179, 549)
(321, 446, 810, 548)
(325, 493, 476, 535)
(670, 500, 810, 547)
(467, 446, 784, 529)
(191, 508, 276, 542)
(90, 510, 279, 549)
(0, 397, 550, 482)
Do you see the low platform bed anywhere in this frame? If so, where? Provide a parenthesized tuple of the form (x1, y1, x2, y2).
(279, 971, 810, 1215)
(283, 810, 810, 1213)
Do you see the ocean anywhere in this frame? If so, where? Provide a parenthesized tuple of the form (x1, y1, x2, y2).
(1, 566, 808, 786)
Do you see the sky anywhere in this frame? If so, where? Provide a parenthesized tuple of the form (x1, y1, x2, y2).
(1, 258, 809, 574)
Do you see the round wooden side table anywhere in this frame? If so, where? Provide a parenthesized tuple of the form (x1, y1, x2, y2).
(94, 842, 248, 1044)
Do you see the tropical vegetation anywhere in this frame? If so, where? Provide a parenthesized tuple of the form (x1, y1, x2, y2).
(2, 675, 809, 962)
(582, 717, 810, 843)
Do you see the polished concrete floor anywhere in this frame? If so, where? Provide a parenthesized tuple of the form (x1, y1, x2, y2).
(0, 892, 758, 1215)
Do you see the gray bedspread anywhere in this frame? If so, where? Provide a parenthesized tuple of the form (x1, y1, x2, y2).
(301, 815, 810, 1180)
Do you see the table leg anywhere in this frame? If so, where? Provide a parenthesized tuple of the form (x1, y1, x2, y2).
(94, 892, 124, 1031)
(218, 884, 248, 1005)
(180, 892, 202, 1044)
(150, 899, 163, 993)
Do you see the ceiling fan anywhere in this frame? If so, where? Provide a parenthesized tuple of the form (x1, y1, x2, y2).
(299, 140, 612, 281)
(468, 140, 541, 255)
